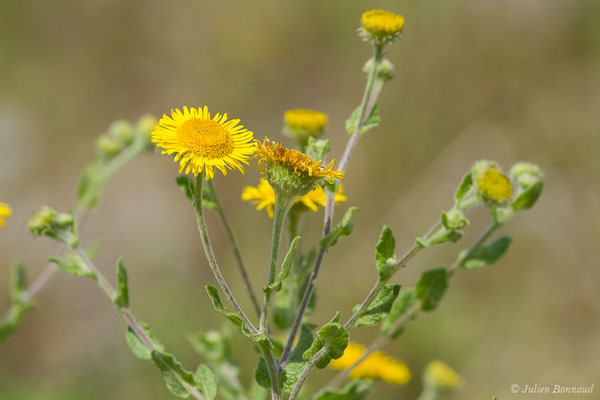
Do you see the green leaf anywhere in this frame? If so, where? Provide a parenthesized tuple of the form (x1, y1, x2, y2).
(321, 208, 359, 251)
(254, 358, 271, 388)
(125, 321, 165, 360)
(512, 181, 543, 211)
(345, 105, 381, 135)
(306, 138, 331, 161)
(303, 315, 348, 369)
(187, 327, 232, 362)
(176, 176, 194, 202)
(48, 252, 96, 280)
(194, 364, 217, 400)
(454, 172, 473, 203)
(264, 236, 301, 293)
(375, 226, 396, 281)
(176, 176, 218, 211)
(313, 380, 374, 400)
(114, 257, 129, 309)
(76, 164, 104, 210)
(382, 287, 417, 338)
(416, 268, 447, 312)
(0, 302, 33, 344)
(355, 284, 401, 328)
(9, 261, 27, 305)
(282, 323, 316, 394)
(461, 237, 511, 270)
(151, 350, 195, 398)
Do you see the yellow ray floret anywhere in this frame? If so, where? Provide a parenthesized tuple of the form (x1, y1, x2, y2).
(256, 138, 344, 183)
(242, 178, 347, 218)
(0, 202, 12, 227)
(477, 169, 512, 202)
(284, 109, 328, 132)
(425, 360, 461, 389)
(329, 342, 411, 385)
(361, 9, 405, 37)
(151, 106, 256, 179)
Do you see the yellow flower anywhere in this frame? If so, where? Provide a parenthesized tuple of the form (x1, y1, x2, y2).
(477, 169, 512, 203)
(151, 106, 256, 179)
(329, 342, 411, 386)
(242, 179, 347, 218)
(360, 10, 405, 43)
(424, 360, 461, 391)
(284, 109, 327, 133)
(0, 203, 12, 227)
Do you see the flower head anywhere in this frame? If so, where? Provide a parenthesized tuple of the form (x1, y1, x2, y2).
(283, 109, 328, 146)
(360, 10, 405, 45)
(329, 342, 411, 386)
(242, 178, 347, 218)
(472, 161, 512, 204)
(152, 106, 256, 179)
(256, 138, 343, 198)
(0, 203, 12, 227)
(424, 360, 461, 392)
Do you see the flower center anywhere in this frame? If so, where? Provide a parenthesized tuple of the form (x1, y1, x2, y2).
(177, 118, 234, 159)
(478, 169, 512, 201)
(362, 10, 405, 35)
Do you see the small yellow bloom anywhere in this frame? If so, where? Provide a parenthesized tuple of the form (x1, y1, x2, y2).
(242, 179, 347, 218)
(152, 106, 256, 179)
(425, 360, 461, 390)
(360, 10, 405, 43)
(0, 203, 12, 227)
(477, 169, 512, 203)
(329, 342, 411, 386)
(284, 109, 328, 133)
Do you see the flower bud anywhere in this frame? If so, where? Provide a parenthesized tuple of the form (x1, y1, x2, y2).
(443, 209, 469, 230)
(28, 206, 77, 247)
(510, 162, 543, 189)
(96, 135, 123, 157)
(28, 206, 57, 236)
(363, 57, 395, 82)
(108, 120, 134, 145)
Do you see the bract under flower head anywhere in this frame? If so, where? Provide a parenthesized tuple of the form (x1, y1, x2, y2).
(152, 106, 256, 180)
(256, 138, 344, 198)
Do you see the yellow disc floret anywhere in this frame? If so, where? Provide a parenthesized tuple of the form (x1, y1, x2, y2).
(329, 342, 411, 386)
(0, 202, 12, 227)
(361, 10, 405, 43)
(477, 169, 513, 203)
(152, 106, 256, 179)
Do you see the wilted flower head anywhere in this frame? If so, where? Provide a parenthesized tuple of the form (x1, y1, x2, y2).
(360, 9, 405, 45)
(152, 106, 256, 179)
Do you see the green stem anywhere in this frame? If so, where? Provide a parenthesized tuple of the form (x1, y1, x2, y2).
(416, 384, 440, 400)
(207, 179, 261, 317)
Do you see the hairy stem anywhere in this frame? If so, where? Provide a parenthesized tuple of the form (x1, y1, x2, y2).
(208, 179, 261, 317)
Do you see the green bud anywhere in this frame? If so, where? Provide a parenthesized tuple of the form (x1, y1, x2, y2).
(510, 162, 543, 188)
(96, 135, 123, 157)
(136, 114, 158, 150)
(28, 206, 57, 236)
(28, 206, 77, 247)
(362, 57, 395, 82)
(108, 120, 134, 145)
(442, 209, 469, 230)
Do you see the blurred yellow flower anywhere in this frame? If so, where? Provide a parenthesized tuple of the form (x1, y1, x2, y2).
(242, 178, 346, 218)
(151, 106, 256, 179)
(0, 203, 11, 227)
(329, 342, 411, 385)
(477, 169, 512, 203)
(361, 10, 405, 38)
(424, 360, 461, 390)
(284, 109, 328, 133)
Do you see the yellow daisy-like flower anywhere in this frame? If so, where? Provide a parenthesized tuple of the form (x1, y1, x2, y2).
(284, 109, 328, 133)
(151, 106, 256, 179)
(0, 202, 12, 227)
(242, 178, 347, 218)
(477, 169, 513, 203)
(329, 342, 411, 386)
(360, 10, 405, 43)
(425, 360, 461, 390)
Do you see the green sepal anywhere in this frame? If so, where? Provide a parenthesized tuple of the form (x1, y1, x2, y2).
(9, 261, 27, 305)
(375, 226, 396, 281)
(205, 285, 272, 348)
(305, 137, 331, 161)
(264, 236, 301, 294)
(151, 350, 195, 398)
(512, 181, 543, 211)
(194, 364, 218, 400)
(416, 268, 448, 312)
(461, 236, 511, 270)
(48, 252, 96, 280)
(345, 105, 380, 135)
(320, 208, 359, 251)
(355, 284, 401, 328)
(382, 287, 417, 338)
(254, 358, 272, 389)
(125, 321, 165, 360)
(114, 256, 129, 309)
(282, 323, 316, 394)
(302, 313, 348, 369)
(313, 379, 374, 400)
(454, 172, 473, 203)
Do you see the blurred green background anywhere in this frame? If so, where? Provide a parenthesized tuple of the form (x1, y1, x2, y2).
(1, 0, 599, 399)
